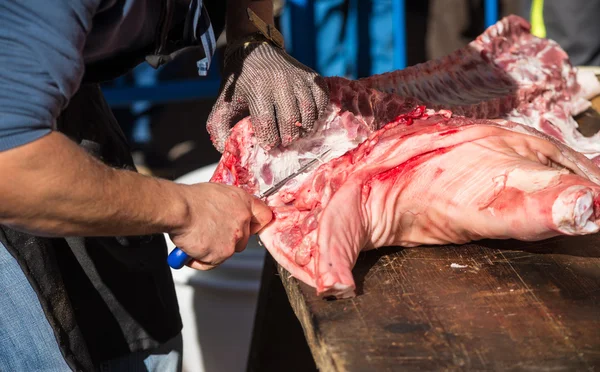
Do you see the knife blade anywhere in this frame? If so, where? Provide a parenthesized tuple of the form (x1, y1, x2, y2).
(167, 150, 331, 270)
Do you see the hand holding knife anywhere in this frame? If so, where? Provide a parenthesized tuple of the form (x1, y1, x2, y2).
(167, 150, 331, 270)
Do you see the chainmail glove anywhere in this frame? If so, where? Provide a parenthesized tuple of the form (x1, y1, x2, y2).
(207, 34, 330, 153)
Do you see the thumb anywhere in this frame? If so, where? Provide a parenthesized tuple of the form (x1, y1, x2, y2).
(206, 94, 250, 153)
(250, 197, 273, 234)
(188, 260, 218, 271)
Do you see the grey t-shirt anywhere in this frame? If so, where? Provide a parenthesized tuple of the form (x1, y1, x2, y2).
(0, 0, 168, 151)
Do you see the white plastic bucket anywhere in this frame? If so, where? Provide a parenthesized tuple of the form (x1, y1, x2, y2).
(165, 164, 265, 372)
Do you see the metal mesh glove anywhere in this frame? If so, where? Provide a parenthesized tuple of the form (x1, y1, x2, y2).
(207, 34, 330, 153)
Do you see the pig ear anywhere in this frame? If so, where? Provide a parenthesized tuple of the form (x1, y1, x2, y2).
(313, 186, 365, 299)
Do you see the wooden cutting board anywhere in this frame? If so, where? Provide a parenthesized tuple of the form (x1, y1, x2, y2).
(273, 71, 600, 372)
(280, 236, 600, 371)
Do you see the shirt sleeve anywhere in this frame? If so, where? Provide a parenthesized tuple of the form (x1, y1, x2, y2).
(0, 0, 101, 151)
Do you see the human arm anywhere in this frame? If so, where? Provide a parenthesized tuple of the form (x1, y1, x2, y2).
(0, 132, 271, 269)
(206, 0, 330, 152)
(0, 0, 271, 269)
(0, 132, 186, 237)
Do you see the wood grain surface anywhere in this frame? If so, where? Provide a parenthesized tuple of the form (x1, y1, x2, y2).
(278, 87, 600, 372)
(280, 238, 600, 371)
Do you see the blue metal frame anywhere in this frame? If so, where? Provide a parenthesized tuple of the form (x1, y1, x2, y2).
(103, 79, 221, 108)
(281, 0, 316, 69)
(393, 0, 406, 70)
(103, 0, 500, 106)
(484, 0, 499, 28)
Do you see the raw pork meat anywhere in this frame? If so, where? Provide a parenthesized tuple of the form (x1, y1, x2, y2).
(359, 15, 600, 161)
(210, 77, 600, 299)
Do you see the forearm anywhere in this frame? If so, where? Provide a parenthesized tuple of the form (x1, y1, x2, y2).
(226, 0, 275, 42)
(0, 132, 188, 237)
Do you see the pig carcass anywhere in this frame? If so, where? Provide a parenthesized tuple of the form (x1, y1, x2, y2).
(359, 15, 600, 162)
(210, 77, 600, 299)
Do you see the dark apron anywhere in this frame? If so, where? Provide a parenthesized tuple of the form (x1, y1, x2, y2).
(0, 1, 227, 370)
(0, 83, 183, 372)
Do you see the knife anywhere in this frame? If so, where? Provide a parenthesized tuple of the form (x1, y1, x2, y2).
(167, 150, 331, 270)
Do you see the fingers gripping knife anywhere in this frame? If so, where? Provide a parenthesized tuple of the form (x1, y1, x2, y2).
(167, 151, 331, 269)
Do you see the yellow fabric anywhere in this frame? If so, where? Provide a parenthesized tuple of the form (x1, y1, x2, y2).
(530, 0, 547, 38)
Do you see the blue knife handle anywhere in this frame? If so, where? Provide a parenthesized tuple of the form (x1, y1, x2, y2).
(167, 247, 192, 269)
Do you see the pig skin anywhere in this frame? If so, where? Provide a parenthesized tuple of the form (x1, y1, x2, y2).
(210, 78, 600, 299)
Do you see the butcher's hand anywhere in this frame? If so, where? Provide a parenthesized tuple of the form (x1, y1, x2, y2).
(207, 34, 330, 153)
(169, 183, 273, 270)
